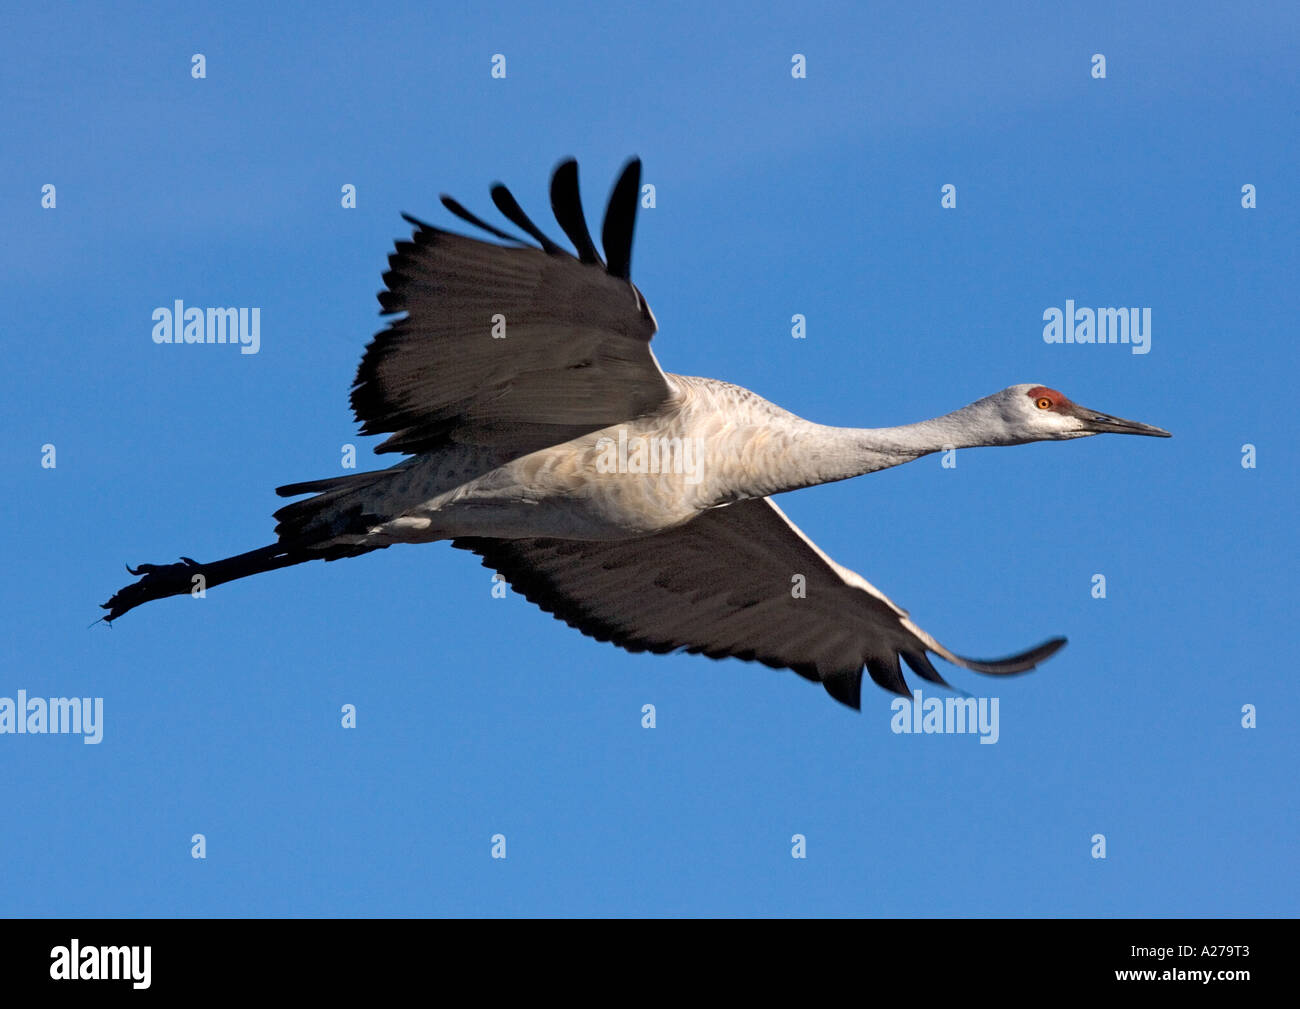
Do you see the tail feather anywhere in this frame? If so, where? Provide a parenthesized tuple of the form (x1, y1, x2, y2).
(275, 470, 392, 498)
(272, 466, 411, 541)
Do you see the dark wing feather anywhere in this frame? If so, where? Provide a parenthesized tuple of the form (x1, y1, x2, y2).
(353, 159, 668, 459)
(435, 199, 524, 245)
(490, 183, 565, 255)
(601, 158, 641, 280)
(549, 159, 602, 264)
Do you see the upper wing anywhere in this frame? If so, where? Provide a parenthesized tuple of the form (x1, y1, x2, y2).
(351, 158, 672, 458)
(453, 497, 1066, 709)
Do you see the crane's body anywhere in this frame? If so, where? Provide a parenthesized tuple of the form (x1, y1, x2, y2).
(291, 375, 918, 547)
(104, 158, 1170, 709)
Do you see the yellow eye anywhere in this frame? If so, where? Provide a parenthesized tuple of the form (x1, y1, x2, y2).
(1036, 397, 1053, 410)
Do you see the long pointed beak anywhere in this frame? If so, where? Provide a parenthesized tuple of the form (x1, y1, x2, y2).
(1075, 405, 1172, 437)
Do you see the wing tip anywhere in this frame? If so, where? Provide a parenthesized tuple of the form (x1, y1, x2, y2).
(400, 211, 434, 231)
(549, 158, 603, 265)
(822, 671, 864, 710)
(491, 182, 565, 254)
(602, 157, 643, 281)
(856, 635, 1067, 703)
(411, 158, 645, 279)
(949, 635, 1069, 676)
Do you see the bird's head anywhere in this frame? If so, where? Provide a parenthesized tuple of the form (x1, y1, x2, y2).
(987, 384, 1172, 442)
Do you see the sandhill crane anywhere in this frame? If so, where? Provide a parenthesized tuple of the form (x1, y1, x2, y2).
(103, 158, 1171, 708)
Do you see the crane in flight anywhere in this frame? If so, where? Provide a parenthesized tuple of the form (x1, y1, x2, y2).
(103, 158, 1171, 709)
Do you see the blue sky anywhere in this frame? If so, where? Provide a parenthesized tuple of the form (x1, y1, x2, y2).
(2, 0, 1296, 917)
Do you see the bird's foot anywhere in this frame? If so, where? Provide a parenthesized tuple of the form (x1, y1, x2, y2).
(102, 557, 205, 621)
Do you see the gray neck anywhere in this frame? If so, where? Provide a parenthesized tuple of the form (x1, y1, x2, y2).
(749, 397, 1018, 496)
